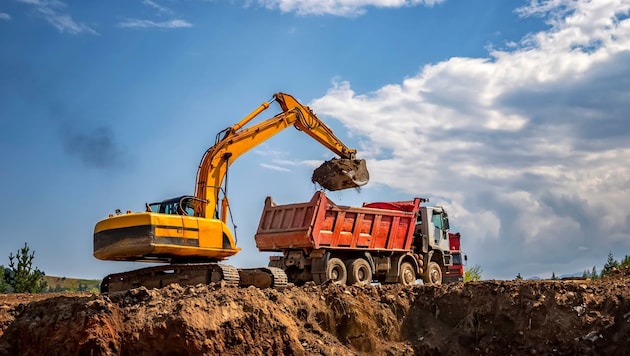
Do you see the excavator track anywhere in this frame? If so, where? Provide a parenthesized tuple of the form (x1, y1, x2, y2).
(100, 263, 241, 294)
(236, 266, 289, 290)
(267, 266, 288, 290)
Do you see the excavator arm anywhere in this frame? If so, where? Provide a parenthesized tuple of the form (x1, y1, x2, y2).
(194, 92, 368, 222)
(94, 92, 368, 293)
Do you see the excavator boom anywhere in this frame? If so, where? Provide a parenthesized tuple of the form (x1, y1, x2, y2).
(195, 92, 369, 221)
(93, 92, 369, 293)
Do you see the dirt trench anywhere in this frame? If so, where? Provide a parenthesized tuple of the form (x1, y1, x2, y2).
(0, 268, 629, 355)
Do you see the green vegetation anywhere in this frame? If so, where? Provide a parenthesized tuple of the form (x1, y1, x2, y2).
(43, 276, 101, 293)
(0, 242, 101, 294)
(464, 264, 482, 282)
(5, 243, 47, 293)
(601, 251, 620, 277)
(581, 251, 630, 279)
(0, 267, 8, 293)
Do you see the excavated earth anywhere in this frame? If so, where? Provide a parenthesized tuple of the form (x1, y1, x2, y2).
(0, 268, 629, 356)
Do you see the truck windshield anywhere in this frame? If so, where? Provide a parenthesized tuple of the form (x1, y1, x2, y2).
(452, 253, 462, 265)
(432, 213, 443, 229)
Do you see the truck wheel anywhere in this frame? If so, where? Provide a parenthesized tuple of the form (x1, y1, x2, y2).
(346, 258, 372, 286)
(398, 262, 416, 287)
(325, 258, 347, 285)
(424, 262, 443, 285)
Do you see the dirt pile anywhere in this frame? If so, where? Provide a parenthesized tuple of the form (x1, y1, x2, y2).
(312, 158, 370, 191)
(0, 268, 628, 355)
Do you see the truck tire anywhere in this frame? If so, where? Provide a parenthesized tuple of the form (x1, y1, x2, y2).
(398, 262, 416, 287)
(325, 258, 347, 285)
(346, 258, 372, 286)
(423, 261, 443, 285)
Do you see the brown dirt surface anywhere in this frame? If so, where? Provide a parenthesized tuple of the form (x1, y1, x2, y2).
(0, 268, 629, 356)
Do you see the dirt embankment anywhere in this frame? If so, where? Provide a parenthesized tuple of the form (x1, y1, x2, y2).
(0, 269, 628, 356)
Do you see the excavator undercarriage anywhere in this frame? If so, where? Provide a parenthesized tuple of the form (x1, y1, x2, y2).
(100, 263, 288, 294)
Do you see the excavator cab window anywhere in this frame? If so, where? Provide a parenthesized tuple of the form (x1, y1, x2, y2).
(147, 202, 162, 213)
(178, 197, 196, 216)
(146, 196, 195, 215)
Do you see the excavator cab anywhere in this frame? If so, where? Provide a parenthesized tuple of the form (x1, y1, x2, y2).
(146, 196, 204, 216)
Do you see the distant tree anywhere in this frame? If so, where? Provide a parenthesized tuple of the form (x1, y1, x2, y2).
(0, 265, 8, 293)
(591, 265, 598, 280)
(464, 264, 482, 282)
(582, 269, 589, 278)
(551, 272, 558, 280)
(619, 255, 630, 268)
(601, 251, 619, 277)
(7, 243, 47, 293)
(515, 273, 523, 280)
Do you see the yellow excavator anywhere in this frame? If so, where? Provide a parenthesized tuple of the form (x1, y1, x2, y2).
(94, 92, 369, 293)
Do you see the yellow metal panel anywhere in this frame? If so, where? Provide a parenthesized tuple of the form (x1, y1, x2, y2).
(94, 212, 152, 233)
(198, 218, 227, 249)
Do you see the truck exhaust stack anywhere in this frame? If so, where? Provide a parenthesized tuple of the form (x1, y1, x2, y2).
(312, 158, 369, 191)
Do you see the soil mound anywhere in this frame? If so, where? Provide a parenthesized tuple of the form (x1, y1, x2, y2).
(0, 268, 628, 355)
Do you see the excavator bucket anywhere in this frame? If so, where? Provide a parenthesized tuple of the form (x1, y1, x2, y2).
(312, 158, 369, 191)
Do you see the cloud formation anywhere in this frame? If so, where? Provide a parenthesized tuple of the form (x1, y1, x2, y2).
(312, 0, 630, 278)
(142, 0, 172, 15)
(251, 0, 445, 16)
(260, 163, 292, 172)
(0, 13, 11, 20)
(118, 0, 192, 29)
(16, 0, 97, 34)
(117, 18, 192, 29)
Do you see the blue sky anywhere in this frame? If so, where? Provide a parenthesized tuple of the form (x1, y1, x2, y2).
(1, 0, 629, 281)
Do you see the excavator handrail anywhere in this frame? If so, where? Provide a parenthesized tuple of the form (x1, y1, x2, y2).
(194, 92, 358, 221)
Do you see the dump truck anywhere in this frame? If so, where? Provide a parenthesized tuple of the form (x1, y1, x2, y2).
(94, 92, 369, 293)
(255, 191, 457, 286)
(443, 232, 466, 283)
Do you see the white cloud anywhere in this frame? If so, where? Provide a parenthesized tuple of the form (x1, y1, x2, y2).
(250, 0, 445, 16)
(16, 0, 97, 34)
(0, 13, 11, 20)
(260, 163, 292, 172)
(143, 0, 172, 14)
(311, 0, 630, 278)
(118, 18, 193, 29)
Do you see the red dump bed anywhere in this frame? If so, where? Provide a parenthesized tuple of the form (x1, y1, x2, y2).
(255, 191, 421, 252)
